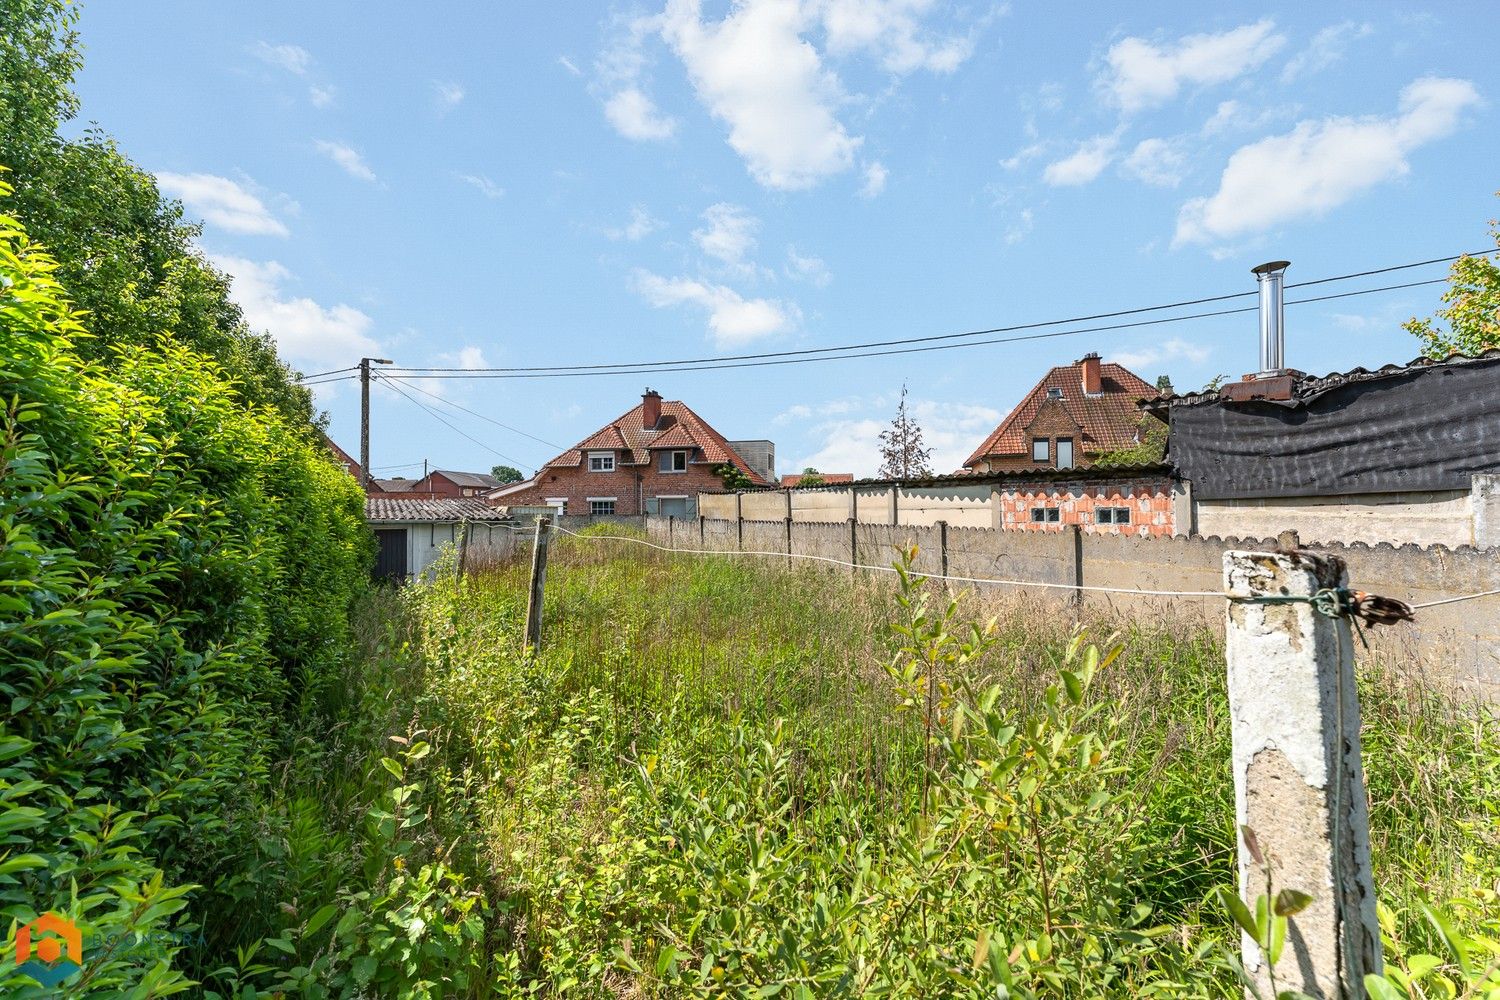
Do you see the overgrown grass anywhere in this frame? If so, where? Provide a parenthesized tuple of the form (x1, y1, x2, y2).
(218, 529, 1499, 997)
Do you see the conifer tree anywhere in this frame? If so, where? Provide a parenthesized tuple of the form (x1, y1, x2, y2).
(877, 384, 934, 479)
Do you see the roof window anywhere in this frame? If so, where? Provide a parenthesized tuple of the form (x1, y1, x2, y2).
(1047, 387, 1064, 400)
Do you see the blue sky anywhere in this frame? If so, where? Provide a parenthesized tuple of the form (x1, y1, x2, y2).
(68, 2, 1498, 478)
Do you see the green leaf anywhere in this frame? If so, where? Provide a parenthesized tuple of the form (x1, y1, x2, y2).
(1218, 888, 1260, 939)
(1274, 889, 1315, 917)
(1363, 976, 1403, 1000)
(1061, 670, 1083, 704)
(303, 904, 337, 938)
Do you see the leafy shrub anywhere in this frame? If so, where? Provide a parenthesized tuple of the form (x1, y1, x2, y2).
(0, 197, 369, 993)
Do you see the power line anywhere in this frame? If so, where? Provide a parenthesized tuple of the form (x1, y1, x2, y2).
(300, 374, 358, 387)
(381, 276, 1451, 381)
(376, 379, 532, 473)
(297, 366, 358, 380)
(379, 375, 567, 451)
(387, 249, 1495, 377)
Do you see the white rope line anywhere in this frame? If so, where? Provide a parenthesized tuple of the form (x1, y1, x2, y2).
(547, 523, 1225, 599)
(1409, 587, 1500, 609)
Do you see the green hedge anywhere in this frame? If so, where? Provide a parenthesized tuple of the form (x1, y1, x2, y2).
(0, 198, 370, 994)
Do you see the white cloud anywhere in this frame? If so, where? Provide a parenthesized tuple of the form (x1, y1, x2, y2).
(457, 173, 505, 199)
(604, 87, 679, 140)
(1004, 207, 1034, 245)
(308, 85, 336, 108)
(156, 172, 289, 237)
(1281, 22, 1373, 83)
(632, 268, 798, 347)
(660, 0, 862, 190)
(251, 41, 312, 76)
(785, 245, 832, 286)
(212, 255, 380, 368)
(1176, 76, 1480, 246)
(435, 345, 490, 369)
(820, 0, 976, 74)
(1101, 20, 1285, 113)
(793, 397, 1001, 476)
(999, 142, 1046, 170)
(558, 56, 582, 76)
(434, 80, 466, 110)
(315, 140, 378, 183)
(693, 203, 760, 271)
(1043, 133, 1118, 186)
(606, 206, 665, 241)
(859, 160, 888, 198)
(1110, 337, 1210, 371)
(1122, 137, 1188, 188)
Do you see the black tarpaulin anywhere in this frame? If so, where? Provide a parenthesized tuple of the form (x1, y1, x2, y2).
(1166, 355, 1500, 500)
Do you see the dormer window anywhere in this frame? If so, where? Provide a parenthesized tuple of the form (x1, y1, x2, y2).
(658, 450, 688, 473)
(588, 451, 616, 472)
(1047, 388, 1064, 400)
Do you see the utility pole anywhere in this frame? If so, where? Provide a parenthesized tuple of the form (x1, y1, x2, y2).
(359, 357, 394, 488)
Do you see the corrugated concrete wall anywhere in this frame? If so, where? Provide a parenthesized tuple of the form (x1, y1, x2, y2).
(1195, 490, 1475, 548)
(645, 516, 1500, 693)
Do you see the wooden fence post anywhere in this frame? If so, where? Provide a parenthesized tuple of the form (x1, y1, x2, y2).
(1070, 523, 1083, 610)
(1222, 549, 1381, 997)
(524, 516, 551, 652)
(456, 518, 472, 580)
(937, 519, 949, 592)
(699, 514, 706, 547)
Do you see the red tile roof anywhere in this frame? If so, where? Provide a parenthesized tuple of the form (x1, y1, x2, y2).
(965, 358, 1160, 468)
(542, 398, 769, 484)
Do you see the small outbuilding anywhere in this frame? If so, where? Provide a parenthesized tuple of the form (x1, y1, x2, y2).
(364, 497, 518, 582)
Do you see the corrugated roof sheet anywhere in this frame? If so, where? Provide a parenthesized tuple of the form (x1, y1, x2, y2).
(365, 497, 513, 521)
(965, 359, 1160, 467)
(1156, 349, 1500, 409)
(373, 478, 419, 492)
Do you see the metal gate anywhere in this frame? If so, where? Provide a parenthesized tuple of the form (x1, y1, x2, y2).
(374, 528, 408, 583)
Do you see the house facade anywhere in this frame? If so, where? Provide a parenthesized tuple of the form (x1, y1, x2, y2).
(964, 353, 1162, 473)
(492, 389, 772, 517)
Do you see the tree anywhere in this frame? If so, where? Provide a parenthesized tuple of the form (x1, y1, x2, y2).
(1405, 197, 1500, 358)
(0, 0, 317, 430)
(877, 384, 934, 480)
(713, 462, 755, 490)
(796, 466, 826, 487)
(1154, 374, 1175, 395)
(491, 464, 524, 483)
(1094, 415, 1168, 468)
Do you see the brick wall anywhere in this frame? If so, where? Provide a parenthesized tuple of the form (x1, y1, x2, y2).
(502, 462, 731, 515)
(997, 477, 1175, 536)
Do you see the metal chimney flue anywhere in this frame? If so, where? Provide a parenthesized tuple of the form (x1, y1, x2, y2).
(1252, 260, 1290, 375)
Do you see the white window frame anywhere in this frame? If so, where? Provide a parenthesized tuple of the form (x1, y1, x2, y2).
(1046, 387, 1064, 400)
(587, 451, 616, 473)
(587, 497, 617, 516)
(1032, 438, 1049, 463)
(658, 449, 688, 473)
(1055, 437, 1074, 469)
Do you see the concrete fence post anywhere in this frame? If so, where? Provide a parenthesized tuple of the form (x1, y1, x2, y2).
(848, 517, 858, 573)
(1222, 549, 1381, 998)
(890, 486, 900, 526)
(850, 486, 860, 523)
(668, 515, 673, 550)
(699, 514, 706, 547)
(989, 487, 1002, 530)
(785, 515, 793, 567)
(736, 492, 744, 551)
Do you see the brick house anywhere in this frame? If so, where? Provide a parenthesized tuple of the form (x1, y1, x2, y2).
(491, 390, 771, 517)
(964, 353, 1162, 473)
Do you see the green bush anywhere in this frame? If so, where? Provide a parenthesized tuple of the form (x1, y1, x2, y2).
(0, 197, 370, 994)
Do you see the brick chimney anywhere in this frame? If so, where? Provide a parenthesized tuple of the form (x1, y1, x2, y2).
(642, 388, 662, 429)
(1080, 353, 1102, 395)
